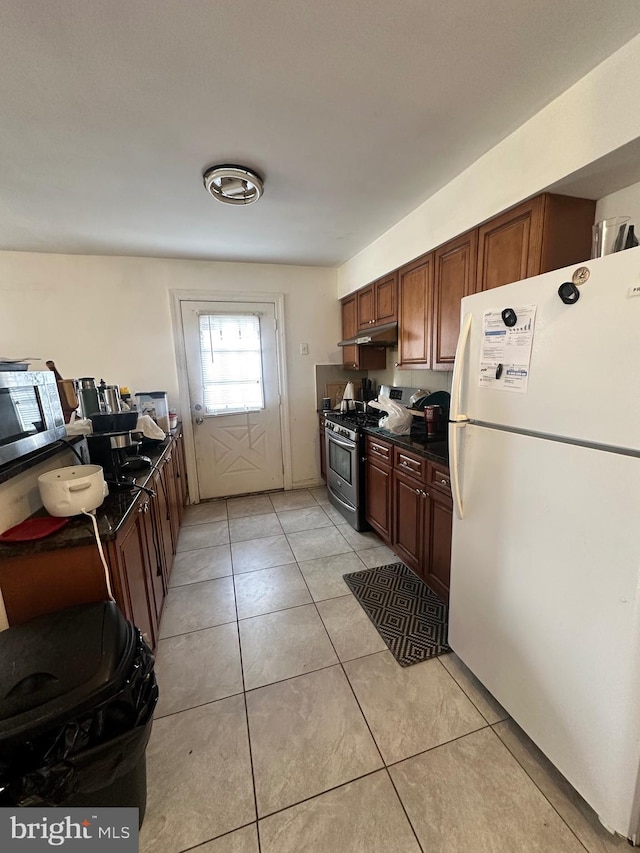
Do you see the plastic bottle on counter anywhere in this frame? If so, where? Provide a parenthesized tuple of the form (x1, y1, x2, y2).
(119, 386, 132, 410)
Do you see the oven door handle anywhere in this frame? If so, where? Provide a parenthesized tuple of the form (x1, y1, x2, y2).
(327, 484, 356, 511)
(327, 435, 356, 450)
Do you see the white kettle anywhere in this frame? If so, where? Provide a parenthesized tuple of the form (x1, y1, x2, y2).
(343, 381, 356, 400)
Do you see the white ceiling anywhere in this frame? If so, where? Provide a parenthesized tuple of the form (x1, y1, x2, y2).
(1, 1, 638, 267)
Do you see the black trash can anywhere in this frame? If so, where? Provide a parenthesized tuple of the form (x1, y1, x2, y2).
(0, 602, 158, 823)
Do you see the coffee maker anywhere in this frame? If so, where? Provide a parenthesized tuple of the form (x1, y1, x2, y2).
(86, 412, 149, 490)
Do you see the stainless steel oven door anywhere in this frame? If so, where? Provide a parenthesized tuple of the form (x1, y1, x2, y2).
(325, 429, 364, 530)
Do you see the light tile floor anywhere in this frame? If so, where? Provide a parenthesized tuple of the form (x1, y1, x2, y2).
(140, 488, 628, 853)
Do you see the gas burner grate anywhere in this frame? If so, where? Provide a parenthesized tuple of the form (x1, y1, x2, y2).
(325, 411, 382, 430)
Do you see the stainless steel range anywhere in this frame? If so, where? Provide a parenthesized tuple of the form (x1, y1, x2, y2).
(324, 410, 382, 530)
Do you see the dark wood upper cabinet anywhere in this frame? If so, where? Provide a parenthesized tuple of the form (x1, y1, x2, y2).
(477, 193, 595, 292)
(342, 191, 594, 373)
(477, 197, 544, 291)
(358, 272, 397, 330)
(538, 193, 597, 273)
(432, 229, 478, 369)
(357, 285, 375, 328)
(374, 272, 397, 324)
(397, 253, 433, 368)
(341, 294, 358, 369)
(341, 293, 386, 371)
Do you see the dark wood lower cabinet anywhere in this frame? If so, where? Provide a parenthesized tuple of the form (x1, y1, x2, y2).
(392, 469, 423, 571)
(423, 489, 453, 601)
(365, 458, 392, 541)
(0, 430, 187, 648)
(108, 500, 158, 646)
(384, 447, 453, 601)
(365, 435, 393, 542)
(153, 455, 177, 587)
(0, 546, 109, 627)
(175, 432, 188, 515)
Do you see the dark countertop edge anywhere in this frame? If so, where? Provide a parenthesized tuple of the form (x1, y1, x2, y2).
(0, 430, 182, 559)
(362, 426, 449, 465)
(0, 436, 86, 485)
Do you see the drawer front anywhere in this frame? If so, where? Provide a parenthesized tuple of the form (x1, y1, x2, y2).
(428, 461, 451, 495)
(366, 435, 392, 465)
(394, 447, 427, 482)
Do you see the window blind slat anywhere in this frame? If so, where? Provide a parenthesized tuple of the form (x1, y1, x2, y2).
(199, 313, 265, 414)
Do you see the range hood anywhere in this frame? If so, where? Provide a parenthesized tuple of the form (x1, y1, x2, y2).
(338, 321, 398, 348)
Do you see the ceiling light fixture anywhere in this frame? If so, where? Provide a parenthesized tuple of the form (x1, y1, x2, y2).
(202, 164, 264, 205)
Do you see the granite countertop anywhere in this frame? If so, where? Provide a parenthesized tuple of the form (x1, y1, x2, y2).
(0, 436, 177, 559)
(363, 426, 449, 465)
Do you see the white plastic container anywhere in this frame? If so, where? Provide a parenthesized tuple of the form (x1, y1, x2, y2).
(38, 465, 108, 517)
(134, 391, 170, 432)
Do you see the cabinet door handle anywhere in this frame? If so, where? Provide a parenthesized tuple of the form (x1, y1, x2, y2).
(394, 362, 399, 367)
(440, 478, 449, 486)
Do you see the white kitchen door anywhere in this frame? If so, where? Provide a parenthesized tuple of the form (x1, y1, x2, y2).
(181, 301, 284, 499)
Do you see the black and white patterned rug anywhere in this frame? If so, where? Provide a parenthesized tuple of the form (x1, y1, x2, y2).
(343, 562, 450, 667)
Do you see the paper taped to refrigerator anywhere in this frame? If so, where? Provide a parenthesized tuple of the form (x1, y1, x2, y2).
(479, 305, 536, 392)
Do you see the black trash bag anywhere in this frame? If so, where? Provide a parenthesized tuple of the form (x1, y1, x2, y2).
(0, 629, 158, 807)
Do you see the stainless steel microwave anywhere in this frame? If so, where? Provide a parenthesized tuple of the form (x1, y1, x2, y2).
(0, 371, 66, 467)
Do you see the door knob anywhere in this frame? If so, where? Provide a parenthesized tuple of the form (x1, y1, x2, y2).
(195, 417, 204, 425)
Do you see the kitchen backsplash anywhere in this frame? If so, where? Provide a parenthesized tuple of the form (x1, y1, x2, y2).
(315, 364, 366, 409)
(314, 359, 452, 409)
(0, 444, 85, 533)
(369, 350, 453, 395)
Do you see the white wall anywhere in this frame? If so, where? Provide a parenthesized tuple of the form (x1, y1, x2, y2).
(0, 252, 339, 488)
(338, 34, 640, 295)
(596, 179, 640, 228)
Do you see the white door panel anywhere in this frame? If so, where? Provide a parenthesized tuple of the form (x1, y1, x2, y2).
(449, 423, 640, 838)
(181, 300, 284, 499)
(458, 247, 640, 451)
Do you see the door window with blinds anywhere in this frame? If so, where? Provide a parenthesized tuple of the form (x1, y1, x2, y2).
(199, 313, 265, 415)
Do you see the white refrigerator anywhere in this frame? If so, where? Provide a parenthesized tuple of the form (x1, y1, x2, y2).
(448, 246, 640, 843)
